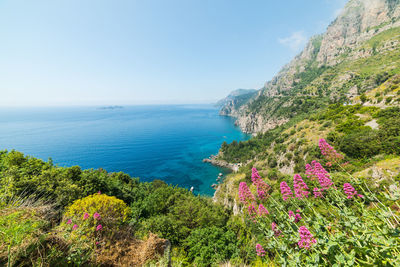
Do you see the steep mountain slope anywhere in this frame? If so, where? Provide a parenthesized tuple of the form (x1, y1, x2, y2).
(220, 0, 400, 133)
(216, 89, 257, 108)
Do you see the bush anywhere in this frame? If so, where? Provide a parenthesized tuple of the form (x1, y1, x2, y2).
(64, 193, 131, 228)
(339, 128, 381, 158)
(185, 226, 238, 266)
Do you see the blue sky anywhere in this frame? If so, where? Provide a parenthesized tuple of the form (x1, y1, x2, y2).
(0, 0, 347, 106)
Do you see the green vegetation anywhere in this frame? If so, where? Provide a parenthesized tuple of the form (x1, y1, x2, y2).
(220, 104, 400, 168)
(237, 141, 400, 265)
(0, 151, 244, 266)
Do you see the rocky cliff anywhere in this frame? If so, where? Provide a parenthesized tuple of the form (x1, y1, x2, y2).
(220, 0, 400, 134)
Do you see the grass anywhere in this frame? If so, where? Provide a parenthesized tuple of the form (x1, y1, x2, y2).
(0, 207, 49, 266)
(353, 156, 400, 182)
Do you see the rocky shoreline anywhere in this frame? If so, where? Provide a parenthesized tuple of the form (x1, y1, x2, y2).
(202, 154, 241, 173)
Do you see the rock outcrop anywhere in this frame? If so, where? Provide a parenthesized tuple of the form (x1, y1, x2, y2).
(219, 0, 400, 134)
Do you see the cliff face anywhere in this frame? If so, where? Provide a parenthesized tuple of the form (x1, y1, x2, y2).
(317, 0, 400, 65)
(218, 89, 257, 117)
(220, 0, 400, 134)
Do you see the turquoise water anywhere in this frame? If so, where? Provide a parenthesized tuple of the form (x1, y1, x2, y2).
(0, 105, 249, 195)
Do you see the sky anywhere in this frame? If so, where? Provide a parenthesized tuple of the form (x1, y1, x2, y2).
(0, 0, 347, 106)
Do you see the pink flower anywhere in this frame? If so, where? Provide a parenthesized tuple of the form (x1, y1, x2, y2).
(251, 167, 261, 183)
(72, 224, 78, 230)
(298, 226, 316, 249)
(306, 161, 330, 181)
(288, 210, 295, 217)
(97, 191, 101, 194)
(256, 243, 266, 257)
(247, 204, 257, 221)
(313, 188, 323, 198)
(318, 173, 334, 191)
(258, 204, 269, 216)
(319, 138, 344, 162)
(295, 213, 302, 223)
(271, 222, 282, 237)
(307, 161, 334, 191)
(343, 183, 363, 199)
(96, 224, 103, 231)
(93, 212, 101, 220)
(238, 182, 255, 204)
(66, 219, 72, 224)
(288, 210, 301, 222)
(293, 174, 309, 199)
(83, 213, 89, 220)
(280, 181, 293, 201)
(251, 168, 271, 200)
(255, 179, 271, 200)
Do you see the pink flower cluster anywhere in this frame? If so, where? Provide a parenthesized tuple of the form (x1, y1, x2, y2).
(238, 182, 255, 204)
(280, 181, 293, 201)
(252, 168, 271, 200)
(298, 226, 316, 249)
(288, 210, 302, 223)
(313, 188, 323, 198)
(258, 204, 269, 216)
(293, 174, 309, 199)
(343, 183, 363, 199)
(319, 138, 344, 162)
(271, 222, 282, 237)
(93, 212, 101, 220)
(318, 173, 334, 191)
(256, 244, 266, 257)
(305, 160, 329, 181)
(247, 204, 258, 221)
(66, 211, 103, 232)
(306, 160, 334, 191)
(251, 167, 261, 183)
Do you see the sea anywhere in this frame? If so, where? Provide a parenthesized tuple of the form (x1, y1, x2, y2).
(0, 105, 250, 195)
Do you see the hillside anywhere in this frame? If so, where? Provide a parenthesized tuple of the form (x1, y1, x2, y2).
(216, 89, 257, 116)
(220, 0, 400, 133)
(211, 1, 400, 264)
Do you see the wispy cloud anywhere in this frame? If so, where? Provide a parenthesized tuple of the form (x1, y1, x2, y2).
(278, 31, 307, 52)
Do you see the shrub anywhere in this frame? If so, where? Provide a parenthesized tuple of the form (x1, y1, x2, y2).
(185, 226, 238, 266)
(64, 193, 131, 228)
(339, 128, 380, 158)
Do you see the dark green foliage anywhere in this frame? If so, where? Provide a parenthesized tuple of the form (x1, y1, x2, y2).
(0, 150, 140, 207)
(375, 72, 391, 86)
(138, 185, 229, 245)
(328, 106, 400, 158)
(338, 128, 381, 158)
(360, 93, 367, 103)
(185, 226, 239, 266)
